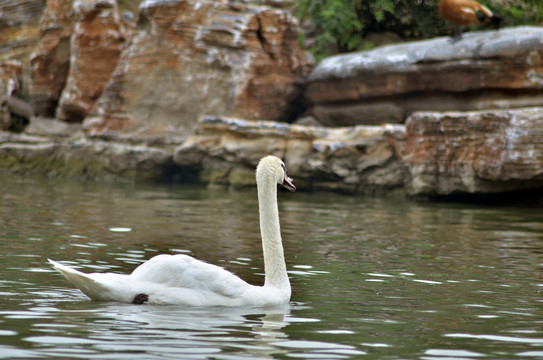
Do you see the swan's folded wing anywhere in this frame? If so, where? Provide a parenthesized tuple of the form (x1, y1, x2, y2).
(129, 254, 252, 298)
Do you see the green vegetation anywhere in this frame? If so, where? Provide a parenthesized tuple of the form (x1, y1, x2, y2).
(295, 0, 543, 62)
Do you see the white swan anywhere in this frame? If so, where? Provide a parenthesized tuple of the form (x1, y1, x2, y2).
(48, 155, 296, 306)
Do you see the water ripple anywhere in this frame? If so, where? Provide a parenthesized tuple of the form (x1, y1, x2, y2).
(445, 333, 543, 344)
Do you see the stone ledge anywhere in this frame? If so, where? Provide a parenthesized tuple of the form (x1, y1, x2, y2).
(305, 26, 543, 126)
(0, 131, 177, 182)
(1, 109, 542, 199)
(173, 116, 406, 194)
(404, 107, 543, 195)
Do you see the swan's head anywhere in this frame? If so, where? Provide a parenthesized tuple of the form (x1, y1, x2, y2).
(257, 156, 296, 192)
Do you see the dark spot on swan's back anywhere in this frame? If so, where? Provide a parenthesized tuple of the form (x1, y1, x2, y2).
(132, 293, 148, 305)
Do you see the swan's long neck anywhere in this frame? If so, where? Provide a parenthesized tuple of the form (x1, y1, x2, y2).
(257, 176, 290, 290)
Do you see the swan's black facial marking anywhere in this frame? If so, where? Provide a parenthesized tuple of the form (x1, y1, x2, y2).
(280, 161, 296, 192)
(280, 162, 287, 174)
(132, 293, 149, 305)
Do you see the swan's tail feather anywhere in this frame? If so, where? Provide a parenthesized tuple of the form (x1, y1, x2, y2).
(48, 259, 111, 300)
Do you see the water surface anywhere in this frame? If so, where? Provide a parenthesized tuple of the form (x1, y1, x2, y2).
(0, 175, 542, 359)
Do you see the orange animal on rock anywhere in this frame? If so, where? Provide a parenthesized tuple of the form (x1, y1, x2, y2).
(439, 0, 501, 41)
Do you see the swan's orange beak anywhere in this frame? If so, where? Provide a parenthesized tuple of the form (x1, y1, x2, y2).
(282, 174, 296, 192)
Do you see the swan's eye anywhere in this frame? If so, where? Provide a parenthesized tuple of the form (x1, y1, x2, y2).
(280, 163, 287, 174)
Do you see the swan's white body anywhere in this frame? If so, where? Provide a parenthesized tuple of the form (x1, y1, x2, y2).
(49, 156, 296, 306)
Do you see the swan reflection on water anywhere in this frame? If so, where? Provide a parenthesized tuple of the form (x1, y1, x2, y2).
(27, 297, 363, 360)
(40, 302, 296, 359)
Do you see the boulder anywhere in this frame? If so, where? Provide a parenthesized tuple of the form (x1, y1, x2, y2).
(29, 0, 73, 116)
(403, 107, 543, 195)
(56, 0, 133, 122)
(174, 116, 406, 193)
(305, 26, 543, 126)
(83, 0, 313, 138)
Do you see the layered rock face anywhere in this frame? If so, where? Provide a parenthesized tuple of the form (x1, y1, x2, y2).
(2, 0, 542, 198)
(0, 0, 44, 59)
(174, 116, 405, 193)
(84, 0, 312, 138)
(0, 61, 23, 130)
(0, 0, 44, 60)
(0, 129, 173, 182)
(0, 62, 22, 100)
(29, 0, 132, 121)
(404, 107, 543, 195)
(56, 0, 132, 122)
(28, 0, 74, 116)
(305, 26, 543, 126)
(0, 0, 44, 95)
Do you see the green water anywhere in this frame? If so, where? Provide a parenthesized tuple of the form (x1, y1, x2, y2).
(0, 175, 542, 359)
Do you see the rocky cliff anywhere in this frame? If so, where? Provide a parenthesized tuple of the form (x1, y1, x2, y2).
(305, 26, 543, 126)
(0, 0, 44, 78)
(28, 0, 73, 116)
(173, 116, 406, 193)
(8, 0, 312, 140)
(35, 0, 311, 139)
(56, 0, 133, 123)
(404, 107, 543, 195)
(0, 0, 542, 199)
(2, 110, 542, 199)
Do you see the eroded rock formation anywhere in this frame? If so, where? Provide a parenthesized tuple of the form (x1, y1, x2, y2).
(2, 109, 542, 198)
(0, 0, 45, 98)
(56, 0, 133, 122)
(29, 0, 74, 116)
(1, 0, 542, 198)
(305, 26, 543, 126)
(0, 61, 33, 131)
(0, 127, 174, 181)
(0, 61, 22, 101)
(83, 0, 313, 138)
(403, 107, 543, 195)
(174, 116, 406, 193)
(1, 61, 23, 130)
